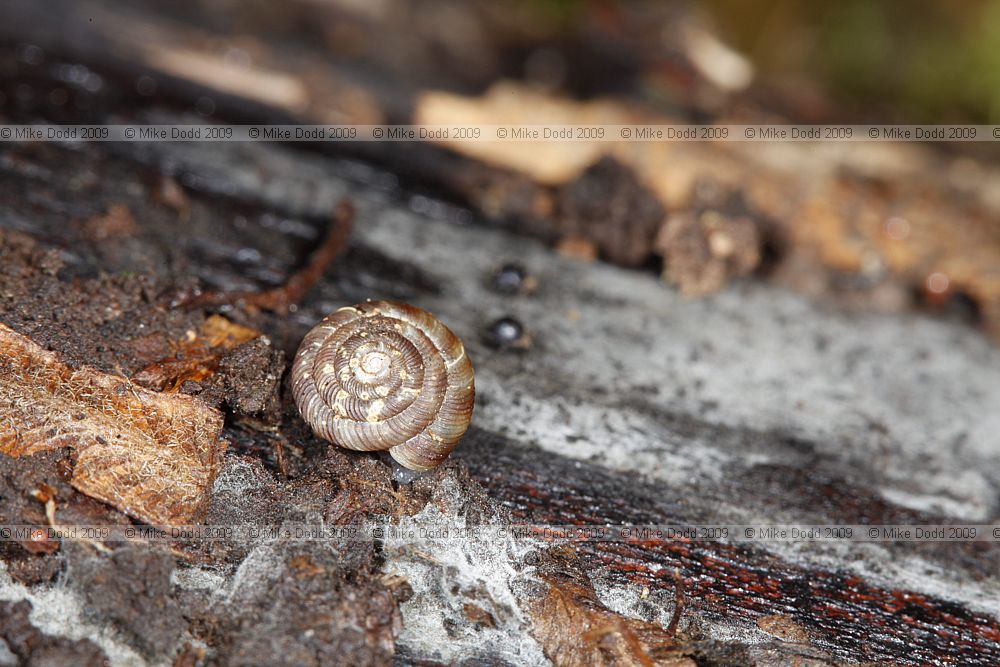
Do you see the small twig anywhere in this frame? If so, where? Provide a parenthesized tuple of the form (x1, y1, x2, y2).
(180, 199, 354, 314)
(344, 474, 407, 505)
(666, 569, 685, 638)
(32, 488, 112, 554)
(274, 436, 288, 479)
(43, 497, 56, 527)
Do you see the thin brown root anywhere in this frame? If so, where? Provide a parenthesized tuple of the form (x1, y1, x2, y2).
(274, 437, 287, 479)
(35, 491, 113, 554)
(179, 198, 354, 314)
(666, 568, 685, 638)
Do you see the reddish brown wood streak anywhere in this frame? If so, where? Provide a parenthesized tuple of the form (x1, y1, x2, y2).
(584, 530, 999, 664)
(458, 432, 1000, 666)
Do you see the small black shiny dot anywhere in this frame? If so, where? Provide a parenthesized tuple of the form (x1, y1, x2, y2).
(484, 317, 525, 349)
(491, 263, 528, 294)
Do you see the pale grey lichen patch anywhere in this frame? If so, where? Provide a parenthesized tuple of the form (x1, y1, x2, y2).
(878, 471, 994, 520)
(751, 540, 1000, 619)
(170, 566, 227, 598)
(473, 369, 732, 485)
(211, 456, 269, 497)
(380, 502, 550, 666)
(0, 563, 154, 667)
(223, 539, 290, 607)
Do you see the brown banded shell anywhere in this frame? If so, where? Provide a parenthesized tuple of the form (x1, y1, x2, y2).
(290, 300, 475, 471)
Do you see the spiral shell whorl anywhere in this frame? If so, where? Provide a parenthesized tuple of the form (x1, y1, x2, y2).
(291, 301, 475, 471)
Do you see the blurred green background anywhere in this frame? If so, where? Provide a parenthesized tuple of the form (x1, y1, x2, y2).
(703, 0, 1000, 122)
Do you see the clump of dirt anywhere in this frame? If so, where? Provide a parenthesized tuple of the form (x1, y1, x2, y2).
(556, 156, 666, 267)
(217, 337, 286, 420)
(207, 456, 286, 527)
(656, 209, 761, 296)
(65, 544, 185, 659)
(655, 179, 764, 296)
(0, 599, 108, 667)
(214, 539, 403, 667)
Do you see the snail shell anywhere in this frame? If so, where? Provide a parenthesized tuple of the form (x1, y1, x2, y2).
(291, 300, 475, 471)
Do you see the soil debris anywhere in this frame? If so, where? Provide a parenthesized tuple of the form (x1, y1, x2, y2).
(186, 453, 421, 666)
(0, 228, 204, 378)
(556, 157, 666, 267)
(0, 599, 108, 667)
(214, 539, 401, 667)
(217, 337, 286, 421)
(655, 208, 761, 296)
(66, 543, 185, 659)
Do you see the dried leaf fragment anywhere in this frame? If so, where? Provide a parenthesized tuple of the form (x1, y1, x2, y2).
(526, 572, 694, 667)
(756, 613, 810, 643)
(133, 314, 260, 392)
(416, 82, 616, 184)
(0, 322, 226, 525)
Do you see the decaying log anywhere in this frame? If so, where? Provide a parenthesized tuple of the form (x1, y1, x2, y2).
(1, 4, 999, 665)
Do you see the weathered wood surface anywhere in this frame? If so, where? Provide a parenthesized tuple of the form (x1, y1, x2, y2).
(2, 3, 1000, 666)
(460, 431, 1000, 665)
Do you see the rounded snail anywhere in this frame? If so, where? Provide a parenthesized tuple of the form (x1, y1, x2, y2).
(291, 300, 475, 471)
